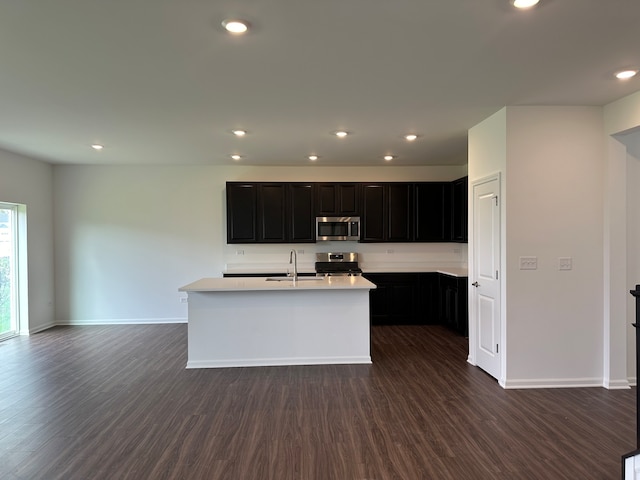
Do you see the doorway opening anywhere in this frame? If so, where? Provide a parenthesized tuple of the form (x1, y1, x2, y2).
(0, 202, 21, 341)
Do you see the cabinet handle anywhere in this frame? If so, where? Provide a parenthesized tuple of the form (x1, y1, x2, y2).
(472, 281, 479, 287)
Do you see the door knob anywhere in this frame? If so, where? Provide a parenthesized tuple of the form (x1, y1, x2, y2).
(472, 281, 479, 287)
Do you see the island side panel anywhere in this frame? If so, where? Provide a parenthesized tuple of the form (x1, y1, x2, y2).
(186, 289, 371, 368)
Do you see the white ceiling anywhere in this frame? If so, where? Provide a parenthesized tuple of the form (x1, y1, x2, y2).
(1, 0, 639, 167)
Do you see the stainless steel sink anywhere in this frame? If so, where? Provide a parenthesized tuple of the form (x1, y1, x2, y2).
(265, 276, 323, 282)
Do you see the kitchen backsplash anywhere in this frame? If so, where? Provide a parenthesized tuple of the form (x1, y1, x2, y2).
(223, 242, 467, 274)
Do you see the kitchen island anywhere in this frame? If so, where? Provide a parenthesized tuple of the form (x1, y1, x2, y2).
(179, 276, 376, 368)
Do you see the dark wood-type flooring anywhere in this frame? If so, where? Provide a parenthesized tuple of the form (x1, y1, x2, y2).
(0, 324, 635, 479)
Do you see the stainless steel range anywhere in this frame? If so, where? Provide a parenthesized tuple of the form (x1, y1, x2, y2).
(315, 252, 363, 277)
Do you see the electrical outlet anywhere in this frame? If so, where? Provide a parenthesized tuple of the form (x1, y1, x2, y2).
(559, 257, 572, 271)
(298, 249, 304, 255)
(519, 256, 538, 270)
(386, 249, 394, 254)
(236, 250, 244, 255)
(180, 297, 188, 303)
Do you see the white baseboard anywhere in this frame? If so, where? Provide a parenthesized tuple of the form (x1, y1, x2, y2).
(604, 378, 632, 389)
(24, 322, 57, 334)
(502, 377, 603, 389)
(186, 356, 372, 369)
(56, 318, 187, 326)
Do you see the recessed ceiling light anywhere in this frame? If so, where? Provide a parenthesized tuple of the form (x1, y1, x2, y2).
(222, 19, 249, 34)
(230, 154, 242, 160)
(384, 155, 395, 161)
(333, 131, 349, 138)
(404, 134, 419, 141)
(232, 129, 247, 137)
(91, 144, 104, 150)
(615, 69, 638, 80)
(512, 0, 540, 9)
(308, 155, 319, 161)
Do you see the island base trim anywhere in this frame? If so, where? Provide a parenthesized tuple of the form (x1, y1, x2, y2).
(186, 356, 372, 369)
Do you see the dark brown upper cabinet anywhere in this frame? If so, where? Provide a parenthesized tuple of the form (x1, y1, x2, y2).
(226, 183, 258, 243)
(257, 183, 287, 242)
(360, 183, 413, 242)
(451, 176, 468, 243)
(227, 179, 467, 245)
(226, 182, 315, 244)
(287, 183, 316, 242)
(315, 183, 360, 216)
(415, 182, 452, 242)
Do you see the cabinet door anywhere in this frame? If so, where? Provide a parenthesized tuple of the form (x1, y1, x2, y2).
(438, 274, 469, 336)
(456, 278, 469, 336)
(451, 176, 468, 243)
(316, 183, 360, 216)
(226, 183, 257, 243)
(288, 183, 315, 242)
(361, 184, 386, 242)
(389, 278, 418, 324)
(387, 183, 413, 242)
(364, 273, 420, 325)
(419, 273, 439, 324)
(415, 183, 452, 242)
(439, 275, 458, 330)
(366, 275, 392, 326)
(337, 184, 359, 215)
(258, 184, 287, 242)
(316, 184, 338, 216)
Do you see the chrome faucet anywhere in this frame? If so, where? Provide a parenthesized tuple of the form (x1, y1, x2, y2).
(289, 249, 298, 281)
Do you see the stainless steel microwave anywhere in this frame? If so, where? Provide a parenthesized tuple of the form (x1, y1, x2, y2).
(316, 216, 360, 241)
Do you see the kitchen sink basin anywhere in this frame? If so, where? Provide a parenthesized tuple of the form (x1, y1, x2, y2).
(265, 276, 323, 282)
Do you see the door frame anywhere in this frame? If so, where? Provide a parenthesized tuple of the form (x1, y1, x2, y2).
(467, 172, 505, 387)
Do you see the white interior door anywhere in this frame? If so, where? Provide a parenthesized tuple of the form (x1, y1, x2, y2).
(472, 175, 501, 380)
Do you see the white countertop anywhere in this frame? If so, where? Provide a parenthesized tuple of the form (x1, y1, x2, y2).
(222, 265, 468, 277)
(223, 267, 317, 275)
(361, 266, 468, 277)
(180, 276, 376, 292)
(435, 267, 468, 277)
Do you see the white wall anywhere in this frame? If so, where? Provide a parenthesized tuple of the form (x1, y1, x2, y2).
(469, 107, 609, 388)
(467, 108, 507, 382)
(53, 164, 466, 324)
(468, 109, 507, 181)
(628, 150, 640, 381)
(53, 166, 221, 323)
(0, 148, 54, 333)
(504, 107, 605, 387)
(604, 90, 640, 385)
(604, 90, 640, 136)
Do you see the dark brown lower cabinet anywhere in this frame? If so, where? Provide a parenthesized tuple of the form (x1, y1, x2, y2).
(420, 273, 440, 323)
(363, 272, 467, 335)
(438, 274, 468, 336)
(363, 273, 439, 326)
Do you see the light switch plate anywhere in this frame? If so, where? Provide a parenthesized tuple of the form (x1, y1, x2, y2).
(520, 256, 538, 270)
(559, 257, 572, 270)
